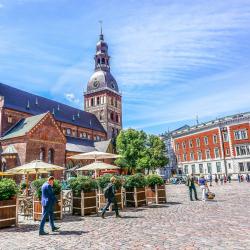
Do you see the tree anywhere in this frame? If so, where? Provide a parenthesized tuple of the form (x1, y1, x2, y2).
(115, 129, 168, 175)
(137, 135, 168, 174)
(115, 129, 147, 174)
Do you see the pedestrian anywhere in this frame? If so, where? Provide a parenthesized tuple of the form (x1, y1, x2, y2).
(246, 173, 250, 182)
(199, 174, 207, 202)
(238, 174, 241, 183)
(186, 174, 199, 201)
(39, 176, 60, 235)
(101, 176, 121, 219)
(240, 175, 244, 182)
(209, 173, 212, 187)
(215, 174, 218, 185)
(220, 175, 223, 185)
(228, 175, 231, 183)
(224, 175, 227, 184)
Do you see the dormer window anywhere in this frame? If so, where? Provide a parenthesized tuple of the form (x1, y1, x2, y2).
(66, 128, 71, 135)
(7, 116, 13, 124)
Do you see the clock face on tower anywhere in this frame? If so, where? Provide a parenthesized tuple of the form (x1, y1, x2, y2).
(93, 80, 100, 88)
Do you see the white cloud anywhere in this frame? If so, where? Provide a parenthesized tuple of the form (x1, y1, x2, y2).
(64, 93, 80, 105)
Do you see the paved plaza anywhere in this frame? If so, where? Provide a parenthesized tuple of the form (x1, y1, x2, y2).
(0, 182, 250, 250)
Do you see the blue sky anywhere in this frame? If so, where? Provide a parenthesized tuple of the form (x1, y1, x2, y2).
(0, 0, 250, 135)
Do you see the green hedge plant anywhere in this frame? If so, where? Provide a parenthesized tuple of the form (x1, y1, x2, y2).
(124, 173, 146, 189)
(97, 174, 123, 190)
(146, 174, 164, 188)
(31, 178, 62, 200)
(0, 178, 18, 201)
(68, 176, 97, 196)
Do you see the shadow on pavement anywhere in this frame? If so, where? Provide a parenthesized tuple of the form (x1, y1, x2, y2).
(57, 230, 88, 235)
(166, 201, 182, 205)
(119, 215, 144, 219)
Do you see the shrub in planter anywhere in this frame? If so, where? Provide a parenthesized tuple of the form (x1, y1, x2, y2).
(146, 174, 164, 187)
(145, 174, 166, 204)
(0, 178, 18, 201)
(68, 176, 97, 195)
(124, 173, 146, 189)
(68, 176, 98, 216)
(124, 174, 147, 207)
(97, 174, 123, 190)
(31, 178, 61, 199)
(0, 178, 18, 228)
(31, 178, 62, 221)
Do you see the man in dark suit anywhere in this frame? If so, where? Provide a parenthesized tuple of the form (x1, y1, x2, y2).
(39, 176, 60, 235)
(101, 176, 121, 219)
(186, 174, 199, 201)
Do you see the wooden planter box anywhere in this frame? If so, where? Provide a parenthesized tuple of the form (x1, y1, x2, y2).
(146, 185, 167, 204)
(97, 188, 124, 211)
(72, 190, 97, 216)
(33, 193, 62, 221)
(0, 198, 18, 228)
(125, 187, 147, 208)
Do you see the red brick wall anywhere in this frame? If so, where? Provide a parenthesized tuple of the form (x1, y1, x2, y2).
(229, 123, 250, 156)
(174, 128, 221, 162)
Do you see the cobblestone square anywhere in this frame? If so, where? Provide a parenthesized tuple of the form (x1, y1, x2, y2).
(0, 182, 250, 250)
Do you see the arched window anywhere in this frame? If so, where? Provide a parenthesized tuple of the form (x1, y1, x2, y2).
(99, 111, 103, 121)
(48, 148, 54, 164)
(97, 58, 101, 65)
(116, 114, 119, 123)
(39, 148, 45, 161)
(110, 112, 114, 121)
(101, 58, 105, 64)
(91, 98, 94, 106)
(97, 97, 100, 105)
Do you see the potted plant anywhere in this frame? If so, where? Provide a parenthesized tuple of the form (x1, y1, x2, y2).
(124, 173, 147, 207)
(0, 178, 18, 228)
(96, 174, 124, 210)
(31, 178, 62, 221)
(68, 176, 97, 216)
(145, 174, 166, 204)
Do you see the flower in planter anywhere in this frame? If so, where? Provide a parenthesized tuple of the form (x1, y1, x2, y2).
(0, 178, 18, 201)
(146, 174, 164, 188)
(68, 176, 97, 196)
(31, 178, 61, 200)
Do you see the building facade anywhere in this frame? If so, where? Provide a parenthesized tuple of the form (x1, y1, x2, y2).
(0, 31, 121, 175)
(172, 112, 250, 177)
(84, 30, 122, 139)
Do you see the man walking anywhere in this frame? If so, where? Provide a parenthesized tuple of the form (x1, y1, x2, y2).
(186, 174, 199, 201)
(101, 176, 121, 219)
(39, 176, 60, 235)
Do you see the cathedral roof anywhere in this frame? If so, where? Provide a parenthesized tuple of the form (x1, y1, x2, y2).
(0, 83, 105, 133)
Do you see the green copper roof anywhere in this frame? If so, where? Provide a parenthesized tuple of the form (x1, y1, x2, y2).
(1, 112, 48, 140)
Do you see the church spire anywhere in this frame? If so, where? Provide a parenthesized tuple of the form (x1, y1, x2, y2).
(99, 20, 104, 41)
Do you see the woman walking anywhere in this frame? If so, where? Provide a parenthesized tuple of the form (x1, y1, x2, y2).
(199, 174, 207, 202)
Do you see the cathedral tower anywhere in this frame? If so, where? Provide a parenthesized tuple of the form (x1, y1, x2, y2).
(84, 28, 122, 139)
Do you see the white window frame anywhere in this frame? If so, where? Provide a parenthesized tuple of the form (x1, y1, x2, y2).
(197, 151, 202, 161)
(213, 134, 218, 144)
(196, 138, 200, 147)
(214, 148, 220, 158)
(223, 132, 229, 142)
(204, 136, 209, 145)
(234, 130, 248, 140)
(189, 140, 193, 148)
(205, 150, 211, 159)
(190, 152, 194, 161)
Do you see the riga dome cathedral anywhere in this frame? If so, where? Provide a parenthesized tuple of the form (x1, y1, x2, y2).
(84, 27, 122, 139)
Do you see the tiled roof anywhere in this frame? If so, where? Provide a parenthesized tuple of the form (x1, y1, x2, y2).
(94, 139, 112, 152)
(66, 136, 112, 153)
(1, 113, 47, 140)
(66, 136, 96, 153)
(0, 82, 105, 133)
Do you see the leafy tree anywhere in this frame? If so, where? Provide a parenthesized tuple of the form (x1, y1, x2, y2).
(115, 129, 147, 174)
(116, 129, 168, 174)
(137, 135, 168, 174)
